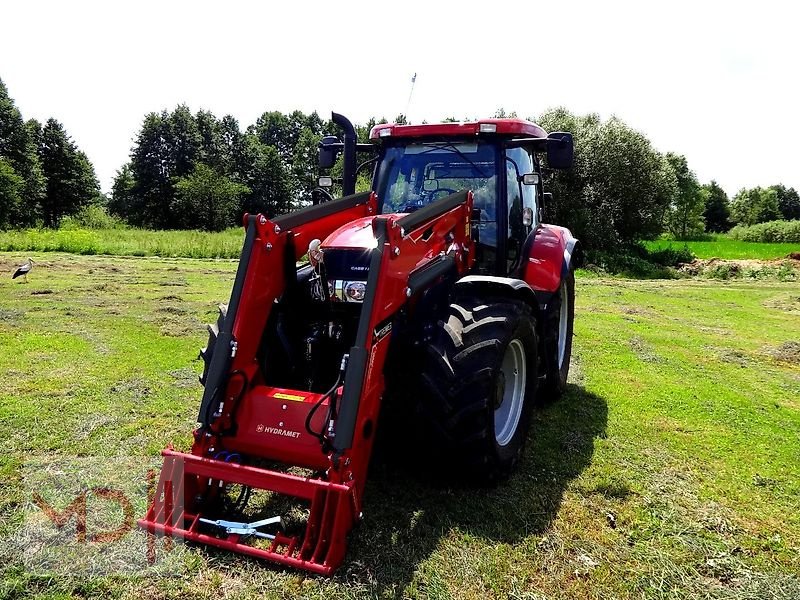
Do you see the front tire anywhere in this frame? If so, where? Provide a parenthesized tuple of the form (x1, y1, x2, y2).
(418, 297, 538, 484)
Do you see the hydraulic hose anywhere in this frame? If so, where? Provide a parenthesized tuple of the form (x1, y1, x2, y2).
(304, 354, 349, 449)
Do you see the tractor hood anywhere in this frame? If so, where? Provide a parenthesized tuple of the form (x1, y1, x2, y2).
(320, 216, 379, 251)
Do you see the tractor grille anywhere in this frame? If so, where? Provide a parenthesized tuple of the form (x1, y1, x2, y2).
(323, 249, 371, 303)
(322, 248, 372, 280)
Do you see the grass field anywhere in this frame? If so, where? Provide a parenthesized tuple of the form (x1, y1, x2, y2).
(645, 238, 800, 260)
(0, 227, 244, 259)
(0, 253, 798, 599)
(3, 227, 798, 265)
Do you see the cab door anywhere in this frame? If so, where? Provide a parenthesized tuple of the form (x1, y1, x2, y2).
(504, 147, 539, 276)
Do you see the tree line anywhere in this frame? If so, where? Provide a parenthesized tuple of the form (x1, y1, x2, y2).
(2, 75, 799, 250)
(537, 108, 799, 250)
(111, 107, 325, 231)
(0, 78, 102, 229)
(109, 108, 393, 231)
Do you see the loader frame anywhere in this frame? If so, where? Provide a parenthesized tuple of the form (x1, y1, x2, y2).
(139, 190, 476, 575)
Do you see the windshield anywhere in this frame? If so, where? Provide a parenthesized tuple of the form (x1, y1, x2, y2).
(375, 142, 497, 215)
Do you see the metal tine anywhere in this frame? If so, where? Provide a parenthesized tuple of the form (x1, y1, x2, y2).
(248, 516, 285, 529)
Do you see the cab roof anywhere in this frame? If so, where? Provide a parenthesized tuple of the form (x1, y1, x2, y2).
(369, 118, 548, 141)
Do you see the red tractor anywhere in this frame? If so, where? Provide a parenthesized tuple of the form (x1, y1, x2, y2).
(140, 112, 580, 575)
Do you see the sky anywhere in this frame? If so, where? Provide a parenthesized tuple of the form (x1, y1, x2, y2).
(1, 0, 798, 197)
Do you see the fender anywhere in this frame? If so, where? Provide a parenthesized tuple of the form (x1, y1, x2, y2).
(454, 275, 537, 307)
(518, 224, 581, 295)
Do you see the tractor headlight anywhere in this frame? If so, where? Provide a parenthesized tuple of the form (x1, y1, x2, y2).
(344, 281, 366, 302)
(308, 239, 323, 267)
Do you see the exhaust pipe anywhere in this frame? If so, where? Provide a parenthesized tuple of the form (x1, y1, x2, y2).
(332, 112, 357, 197)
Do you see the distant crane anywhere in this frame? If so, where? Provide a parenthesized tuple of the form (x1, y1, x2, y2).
(12, 258, 33, 283)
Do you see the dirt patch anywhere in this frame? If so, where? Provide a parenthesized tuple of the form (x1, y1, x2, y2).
(0, 308, 25, 324)
(31, 289, 54, 295)
(161, 323, 197, 337)
(157, 305, 188, 315)
(73, 413, 118, 440)
(110, 378, 151, 400)
(155, 313, 202, 337)
(717, 348, 750, 367)
(769, 341, 800, 365)
(88, 264, 123, 274)
(629, 336, 662, 362)
(681, 257, 799, 280)
(764, 294, 800, 313)
(159, 294, 183, 302)
(169, 367, 200, 388)
(697, 325, 731, 336)
(619, 305, 656, 323)
(92, 283, 119, 292)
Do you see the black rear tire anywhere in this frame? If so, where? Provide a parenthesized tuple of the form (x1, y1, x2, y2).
(417, 296, 538, 484)
(542, 271, 575, 399)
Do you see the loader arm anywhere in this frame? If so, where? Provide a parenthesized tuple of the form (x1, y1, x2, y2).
(139, 190, 475, 575)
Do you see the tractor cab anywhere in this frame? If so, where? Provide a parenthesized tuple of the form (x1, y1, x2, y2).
(318, 115, 573, 277)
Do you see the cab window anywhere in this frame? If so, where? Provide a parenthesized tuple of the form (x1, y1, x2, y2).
(505, 147, 537, 228)
(505, 148, 538, 270)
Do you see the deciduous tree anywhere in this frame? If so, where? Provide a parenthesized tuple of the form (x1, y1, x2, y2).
(769, 184, 800, 221)
(174, 163, 249, 231)
(537, 108, 673, 250)
(664, 153, 705, 239)
(702, 180, 731, 232)
(730, 187, 781, 226)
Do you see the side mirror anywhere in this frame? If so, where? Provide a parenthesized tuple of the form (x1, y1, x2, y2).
(546, 132, 573, 170)
(318, 135, 342, 169)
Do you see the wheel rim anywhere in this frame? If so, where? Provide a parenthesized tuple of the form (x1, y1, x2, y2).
(557, 281, 569, 369)
(495, 339, 526, 446)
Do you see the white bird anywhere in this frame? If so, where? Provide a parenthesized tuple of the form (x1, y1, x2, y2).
(12, 258, 33, 283)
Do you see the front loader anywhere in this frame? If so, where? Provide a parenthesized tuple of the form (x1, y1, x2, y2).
(139, 113, 580, 575)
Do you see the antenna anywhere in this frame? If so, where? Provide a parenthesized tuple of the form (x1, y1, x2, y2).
(404, 73, 417, 124)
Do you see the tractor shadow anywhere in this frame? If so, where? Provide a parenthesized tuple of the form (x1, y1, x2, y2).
(341, 383, 608, 592)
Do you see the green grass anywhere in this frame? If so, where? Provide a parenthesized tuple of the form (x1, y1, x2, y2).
(1, 253, 799, 598)
(645, 237, 800, 260)
(0, 227, 245, 259)
(3, 227, 797, 265)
